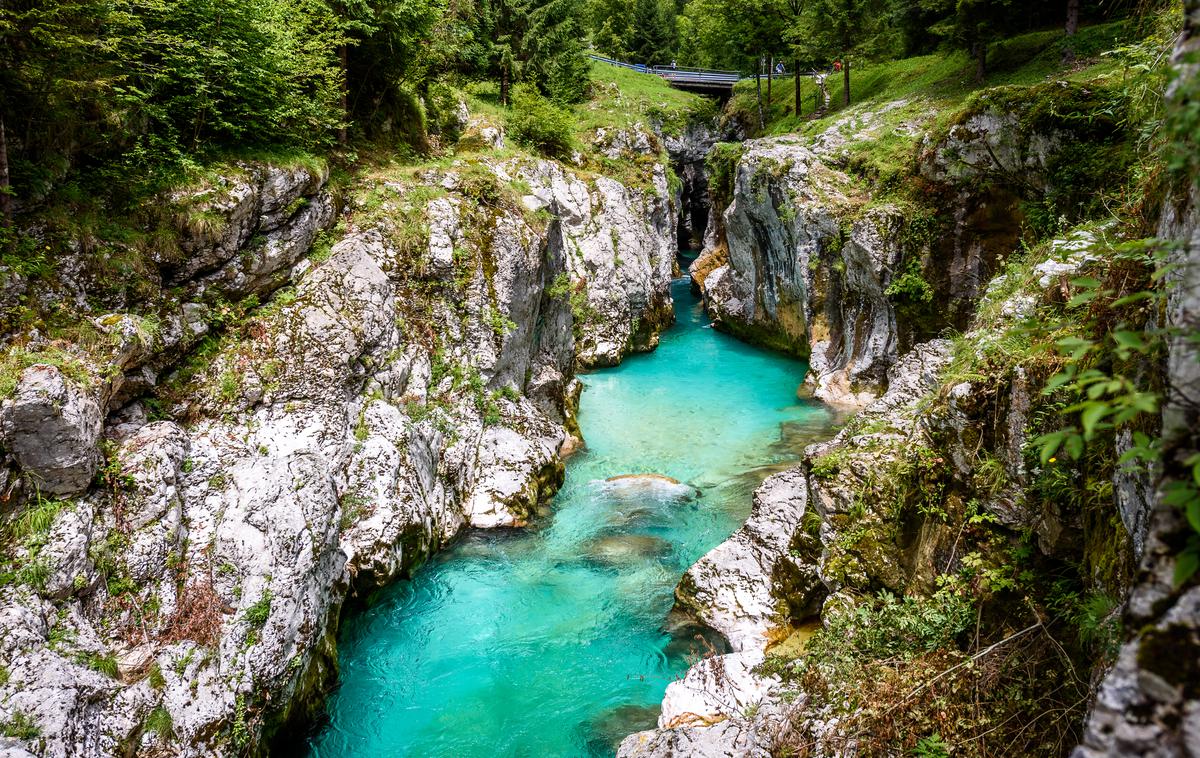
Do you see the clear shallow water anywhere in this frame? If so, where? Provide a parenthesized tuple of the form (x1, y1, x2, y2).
(309, 273, 838, 758)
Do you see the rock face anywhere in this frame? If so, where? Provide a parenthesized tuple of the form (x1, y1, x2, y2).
(664, 121, 719, 250)
(516, 156, 678, 367)
(1075, 2, 1200, 752)
(675, 467, 820, 653)
(0, 142, 680, 755)
(0, 365, 103, 497)
(695, 88, 1109, 407)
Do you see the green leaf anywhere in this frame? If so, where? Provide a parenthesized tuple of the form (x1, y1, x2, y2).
(1067, 291, 1098, 308)
(1044, 371, 1074, 393)
(1111, 292, 1154, 307)
(1070, 276, 1103, 289)
(1065, 434, 1084, 460)
(1189, 497, 1200, 536)
(1035, 431, 1065, 464)
(1080, 403, 1109, 439)
(1174, 546, 1199, 587)
(1112, 331, 1147, 351)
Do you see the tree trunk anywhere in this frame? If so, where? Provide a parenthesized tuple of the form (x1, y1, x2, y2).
(974, 41, 987, 82)
(843, 57, 850, 106)
(338, 44, 349, 146)
(794, 57, 802, 116)
(1063, 0, 1080, 62)
(767, 56, 773, 103)
(0, 113, 11, 232)
(755, 61, 764, 131)
(501, 64, 510, 107)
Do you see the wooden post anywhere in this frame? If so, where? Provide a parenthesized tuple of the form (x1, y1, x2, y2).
(843, 57, 850, 106)
(755, 55, 765, 131)
(794, 58, 802, 116)
(768, 56, 774, 101)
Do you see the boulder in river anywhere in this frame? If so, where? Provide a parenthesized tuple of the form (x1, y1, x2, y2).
(600, 474, 700, 500)
(583, 533, 672, 567)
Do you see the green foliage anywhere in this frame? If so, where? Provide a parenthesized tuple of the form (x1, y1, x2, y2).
(232, 694, 251, 749)
(145, 705, 174, 740)
(339, 492, 372, 532)
(81, 652, 120, 678)
(705, 142, 746, 210)
(147, 663, 166, 690)
(0, 711, 40, 740)
(885, 259, 934, 304)
(1030, 237, 1200, 585)
(243, 590, 273, 630)
(911, 734, 950, 758)
(1073, 591, 1121, 660)
(763, 587, 974, 688)
(507, 86, 575, 159)
(546, 273, 572, 299)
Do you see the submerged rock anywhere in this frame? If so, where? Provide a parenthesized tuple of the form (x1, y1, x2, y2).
(599, 474, 699, 501)
(583, 534, 673, 566)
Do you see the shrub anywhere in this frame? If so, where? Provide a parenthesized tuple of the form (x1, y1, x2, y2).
(507, 86, 575, 159)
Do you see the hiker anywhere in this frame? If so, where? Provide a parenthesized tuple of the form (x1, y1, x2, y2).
(833, 60, 842, 72)
(775, 61, 784, 75)
(671, 59, 677, 69)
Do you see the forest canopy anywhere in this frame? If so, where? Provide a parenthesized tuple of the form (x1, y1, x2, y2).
(0, 0, 1146, 216)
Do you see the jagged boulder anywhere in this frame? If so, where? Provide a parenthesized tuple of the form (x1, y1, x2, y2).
(676, 467, 822, 653)
(1, 365, 102, 496)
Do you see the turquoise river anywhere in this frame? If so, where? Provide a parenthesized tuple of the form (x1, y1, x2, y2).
(309, 272, 838, 757)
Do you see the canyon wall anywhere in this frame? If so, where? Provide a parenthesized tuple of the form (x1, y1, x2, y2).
(0, 122, 683, 755)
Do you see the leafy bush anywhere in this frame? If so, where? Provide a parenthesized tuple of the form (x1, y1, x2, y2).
(506, 86, 575, 159)
(886, 259, 934, 304)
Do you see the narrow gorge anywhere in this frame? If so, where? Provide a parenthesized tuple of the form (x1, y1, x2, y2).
(1, 3, 1199, 757)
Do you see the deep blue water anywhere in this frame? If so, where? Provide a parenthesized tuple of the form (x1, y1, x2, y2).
(310, 273, 837, 757)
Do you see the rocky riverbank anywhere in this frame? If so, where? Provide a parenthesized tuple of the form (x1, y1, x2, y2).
(0, 98, 714, 753)
(623, 5, 1200, 753)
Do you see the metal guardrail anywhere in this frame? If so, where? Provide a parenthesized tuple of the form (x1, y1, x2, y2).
(588, 53, 829, 89)
(588, 54, 742, 85)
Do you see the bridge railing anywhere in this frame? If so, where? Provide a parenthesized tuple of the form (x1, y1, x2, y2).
(588, 54, 743, 84)
(588, 53, 829, 89)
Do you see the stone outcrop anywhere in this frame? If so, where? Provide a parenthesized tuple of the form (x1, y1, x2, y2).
(0, 365, 103, 496)
(515, 155, 678, 367)
(695, 85, 1116, 407)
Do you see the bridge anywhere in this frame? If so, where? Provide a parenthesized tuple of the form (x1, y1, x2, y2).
(588, 55, 746, 95)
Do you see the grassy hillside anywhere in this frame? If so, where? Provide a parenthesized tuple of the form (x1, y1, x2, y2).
(733, 17, 1173, 145)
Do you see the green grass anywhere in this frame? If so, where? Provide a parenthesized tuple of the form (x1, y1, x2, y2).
(736, 19, 1144, 141)
(576, 62, 716, 137)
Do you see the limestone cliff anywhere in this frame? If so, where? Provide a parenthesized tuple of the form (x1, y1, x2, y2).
(695, 82, 1131, 407)
(0, 130, 679, 754)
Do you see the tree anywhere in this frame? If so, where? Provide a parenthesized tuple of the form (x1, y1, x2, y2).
(627, 0, 673, 64)
(947, 0, 1017, 82)
(790, 0, 887, 105)
(1063, 0, 1080, 62)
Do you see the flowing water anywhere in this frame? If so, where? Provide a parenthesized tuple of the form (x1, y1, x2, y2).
(310, 271, 839, 758)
